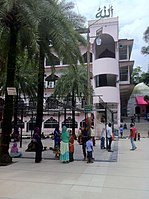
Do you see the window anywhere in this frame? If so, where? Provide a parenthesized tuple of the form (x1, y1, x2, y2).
(95, 74, 117, 87)
(46, 55, 60, 66)
(62, 117, 78, 128)
(82, 52, 92, 63)
(120, 67, 128, 81)
(47, 81, 54, 88)
(119, 45, 127, 60)
(44, 117, 59, 128)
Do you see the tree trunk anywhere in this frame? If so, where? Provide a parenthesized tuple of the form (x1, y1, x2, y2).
(0, 27, 18, 164)
(36, 46, 44, 132)
(72, 92, 76, 138)
(13, 91, 19, 128)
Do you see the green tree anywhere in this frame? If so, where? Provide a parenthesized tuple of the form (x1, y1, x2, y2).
(54, 64, 89, 135)
(140, 71, 149, 86)
(0, 0, 39, 163)
(141, 27, 149, 55)
(131, 66, 143, 85)
(35, 0, 86, 130)
(131, 66, 149, 86)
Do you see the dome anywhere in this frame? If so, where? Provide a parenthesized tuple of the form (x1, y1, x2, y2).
(132, 82, 149, 95)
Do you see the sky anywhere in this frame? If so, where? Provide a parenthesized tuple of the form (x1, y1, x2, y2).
(72, 0, 149, 72)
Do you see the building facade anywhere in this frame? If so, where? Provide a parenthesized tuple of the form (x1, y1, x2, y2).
(43, 16, 134, 136)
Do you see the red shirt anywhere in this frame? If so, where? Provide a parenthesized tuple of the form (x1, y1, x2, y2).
(130, 127, 136, 138)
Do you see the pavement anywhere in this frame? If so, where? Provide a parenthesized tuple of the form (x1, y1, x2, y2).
(18, 137, 118, 162)
(0, 133, 149, 199)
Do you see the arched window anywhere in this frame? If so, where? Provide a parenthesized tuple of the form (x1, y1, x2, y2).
(95, 34, 115, 60)
(44, 117, 59, 128)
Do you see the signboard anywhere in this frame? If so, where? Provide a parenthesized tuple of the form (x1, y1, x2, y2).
(7, 87, 17, 96)
(84, 105, 93, 113)
(96, 5, 113, 19)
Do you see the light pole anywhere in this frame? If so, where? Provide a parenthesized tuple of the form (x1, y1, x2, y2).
(76, 20, 102, 134)
(86, 24, 102, 106)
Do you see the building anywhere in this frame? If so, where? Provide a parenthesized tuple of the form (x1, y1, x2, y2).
(43, 16, 134, 136)
(127, 82, 149, 119)
(0, 16, 134, 136)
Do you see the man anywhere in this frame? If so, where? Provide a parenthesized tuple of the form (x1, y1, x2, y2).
(81, 126, 89, 160)
(129, 123, 137, 150)
(106, 123, 113, 152)
(91, 126, 95, 146)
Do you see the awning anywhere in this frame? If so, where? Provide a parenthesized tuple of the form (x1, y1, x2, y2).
(136, 96, 148, 105)
(45, 74, 59, 81)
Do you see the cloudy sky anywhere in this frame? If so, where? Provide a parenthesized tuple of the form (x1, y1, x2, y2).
(72, 0, 149, 72)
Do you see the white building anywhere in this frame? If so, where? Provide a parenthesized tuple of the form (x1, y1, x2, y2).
(43, 16, 134, 136)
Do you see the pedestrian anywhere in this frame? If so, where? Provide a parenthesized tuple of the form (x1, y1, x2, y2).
(86, 136, 94, 163)
(138, 131, 141, 141)
(69, 129, 74, 162)
(60, 125, 70, 163)
(33, 127, 43, 163)
(106, 123, 113, 152)
(131, 114, 136, 124)
(10, 140, 22, 158)
(13, 125, 20, 141)
(77, 127, 82, 145)
(100, 119, 106, 149)
(137, 114, 140, 123)
(81, 126, 89, 161)
(91, 126, 95, 146)
(129, 123, 137, 150)
(53, 126, 61, 159)
(119, 124, 123, 138)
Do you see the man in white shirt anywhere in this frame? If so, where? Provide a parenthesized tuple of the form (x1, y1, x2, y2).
(106, 123, 113, 152)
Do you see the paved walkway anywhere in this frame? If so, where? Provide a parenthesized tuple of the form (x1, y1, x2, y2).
(0, 137, 149, 199)
(19, 138, 118, 162)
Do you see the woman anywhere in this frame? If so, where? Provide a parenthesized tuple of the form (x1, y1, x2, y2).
(60, 126, 70, 163)
(53, 126, 61, 159)
(10, 141, 22, 158)
(33, 127, 43, 163)
(69, 129, 74, 162)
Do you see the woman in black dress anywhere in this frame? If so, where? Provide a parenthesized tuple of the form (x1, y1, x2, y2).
(33, 127, 43, 163)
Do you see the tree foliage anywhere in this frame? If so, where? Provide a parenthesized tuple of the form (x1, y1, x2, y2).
(131, 66, 149, 86)
(0, 0, 87, 163)
(141, 27, 149, 55)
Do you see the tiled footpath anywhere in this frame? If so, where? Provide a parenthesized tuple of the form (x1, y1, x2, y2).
(20, 138, 118, 162)
(0, 137, 149, 199)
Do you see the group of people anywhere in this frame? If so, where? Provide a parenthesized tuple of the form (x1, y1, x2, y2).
(52, 125, 75, 163)
(9, 122, 114, 163)
(54, 125, 95, 163)
(56, 125, 75, 163)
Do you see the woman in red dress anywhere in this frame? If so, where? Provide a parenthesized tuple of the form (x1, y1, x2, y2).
(69, 130, 74, 162)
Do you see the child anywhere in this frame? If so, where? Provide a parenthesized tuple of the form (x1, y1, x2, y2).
(69, 130, 74, 162)
(119, 124, 123, 138)
(10, 141, 22, 158)
(86, 136, 94, 163)
(100, 125, 106, 149)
